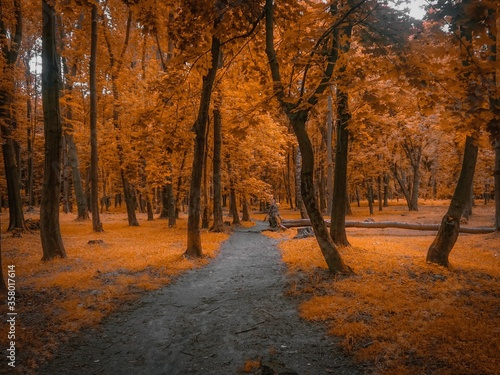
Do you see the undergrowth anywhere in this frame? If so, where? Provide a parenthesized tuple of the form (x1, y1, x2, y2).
(0, 212, 228, 373)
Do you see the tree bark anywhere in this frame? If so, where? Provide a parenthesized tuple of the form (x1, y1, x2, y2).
(62, 132, 71, 213)
(326, 93, 334, 216)
(367, 181, 374, 215)
(294, 147, 308, 218)
(330, 86, 350, 246)
(426, 136, 478, 266)
(292, 112, 350, 273)
(166, 183, 176, 227)
(227, 156, 241, 226)
(211, 106, 224, 232)
(185, 13, 222, 257)
(40, 0, 67, 260)
(242, 194, 251, 222)
(89, 4, 102, 232)
(0, 0, 25, 231)
(495, 139, 500, 231)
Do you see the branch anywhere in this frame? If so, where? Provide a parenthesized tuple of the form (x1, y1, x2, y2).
(220, 7, 265, 47)
(264, 0, 285, 103)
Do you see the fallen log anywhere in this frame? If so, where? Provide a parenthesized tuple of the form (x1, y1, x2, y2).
(280, 219, 496, 234)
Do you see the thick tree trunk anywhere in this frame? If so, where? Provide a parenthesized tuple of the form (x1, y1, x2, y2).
(211, 107, 224, 232)
(89, 4, 102, 232)
(330, 87, 350, 246)
(427, 136, 478, 266)
(291, 112, 350, 273)
(242, 194, 251, 222)
(41, 0, 66, 260)
(186, 19, 221, 257)
(0, 0, 25, 231)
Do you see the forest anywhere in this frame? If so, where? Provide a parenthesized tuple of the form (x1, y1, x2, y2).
(0, 0, 499, 374)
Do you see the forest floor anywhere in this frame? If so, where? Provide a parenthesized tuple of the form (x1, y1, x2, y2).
(0, 200, 499, 374)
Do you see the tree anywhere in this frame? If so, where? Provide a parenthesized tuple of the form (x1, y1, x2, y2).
(210, 103, 224, 232)
(185, 2, 223, 257)
(40, 0, 66, 260)
(103, 5, 138, 227)
(426, 136, 478, 265)
(0, 0, 25, 231)
(59, 12, 88, 221)
(264, 0, 354, 274)
(89, 3, 102, 232)
(330, 9, 354, 246)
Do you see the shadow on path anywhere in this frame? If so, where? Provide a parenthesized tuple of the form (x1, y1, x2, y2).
(39, 222, 362, 375)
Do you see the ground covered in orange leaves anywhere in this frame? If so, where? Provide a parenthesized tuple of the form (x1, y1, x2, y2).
(271, 201, 499, 375)
(1, 201, 498, 374)
(0, 209, 228, 373)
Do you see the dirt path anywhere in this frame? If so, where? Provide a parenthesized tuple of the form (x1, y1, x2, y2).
(39, 222, 362, 375)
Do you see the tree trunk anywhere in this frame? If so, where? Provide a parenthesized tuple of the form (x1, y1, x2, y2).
(330, 87, 350, 246)
(159, 185, 168, 219)
(242, 194, 251, 222)
(40, 0, 67, 260)
(264, 0, 350, 274)
(377, 175, 383, 212)
(227, 156, 241, 226)
(60, 13, 88, 220)
(368, 181, 374, 215)
(185, 15, 222, 257)
(394, 162, 417, 211)
(383, 173, 389, 207)
(295, 147, 308, 218)
(166, 183, 176, 227)
(146, 198, 154, 221)
(211, 106, 224, 232)
(495, 139, 500, 231)
(62, 136, 71, 213)
(292, 112, 350, 273)
(0, 0, 25, 231)
(65, 134, 88, 220)
(326, 93, 334, 216)
(426, 136, 478, 266)
(89, 4, 102, 232)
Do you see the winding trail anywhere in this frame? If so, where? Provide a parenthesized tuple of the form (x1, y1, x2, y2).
(40, 222, 361, 375)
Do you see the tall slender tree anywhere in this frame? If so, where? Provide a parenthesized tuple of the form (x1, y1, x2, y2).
(0, 0, 25, 231)
(185, 3, 223, 257)
(89, 3, 102, 232)
(40, 0, 66, 260)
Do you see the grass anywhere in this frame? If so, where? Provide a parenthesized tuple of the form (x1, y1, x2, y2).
(271, 201, 500, 375)
(0, 209, 229, 373)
